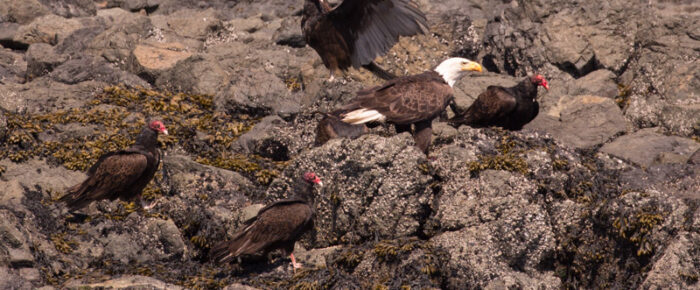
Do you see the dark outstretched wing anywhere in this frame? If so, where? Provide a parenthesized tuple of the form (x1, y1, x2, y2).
(340, 72, 453, 124)
(60, 152, 149, 210)
(210, 201, 313, 263)
(327, 0, 428, 67)
(451, 86, 517, 127)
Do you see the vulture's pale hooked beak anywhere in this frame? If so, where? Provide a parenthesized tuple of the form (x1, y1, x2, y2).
(162, 129, 169, 135)
(462, 62, 483, 73)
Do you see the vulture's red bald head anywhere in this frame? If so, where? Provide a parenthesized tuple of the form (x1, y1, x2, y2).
(149, 120, 168, 135)
(303, 172, 323, 186)
(531, 75, 549, 90)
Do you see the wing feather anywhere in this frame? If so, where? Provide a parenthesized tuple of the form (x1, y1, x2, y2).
(60, 152, 149, 210)
(328, 0, 428, 67)
(340, 72, 452, 125)
(224, 202, 312, 257)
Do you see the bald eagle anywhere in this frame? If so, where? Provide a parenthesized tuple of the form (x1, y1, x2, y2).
(322, 58, 483, 153)
(302, 0, 428, 81)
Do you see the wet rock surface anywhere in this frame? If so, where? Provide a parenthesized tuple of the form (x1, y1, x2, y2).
(0, 0, 699, 289)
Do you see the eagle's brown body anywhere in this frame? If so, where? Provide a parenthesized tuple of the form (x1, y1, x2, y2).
(333, 71, 454, 153)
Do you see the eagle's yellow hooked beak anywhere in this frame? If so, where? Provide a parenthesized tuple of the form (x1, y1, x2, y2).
(462, 61, 483, 72)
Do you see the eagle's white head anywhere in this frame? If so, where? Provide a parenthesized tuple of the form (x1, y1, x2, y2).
(434, 57, 483, 87)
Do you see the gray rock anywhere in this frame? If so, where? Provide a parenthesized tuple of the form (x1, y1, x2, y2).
(156, 8, 221, 41)
(293, 245, 342, 269)
(432, 169, 556, 279)
(430, 229, 561, 289)
(0, 158, 85, 199)
(236, 115, 289, 160)
(156, 53, 229, 96)
(18, 268, 41, 282)
(223, 283, 260, 290)
(267, 133, 434, 246)
(25, 43, 68, 80)
(49, 55, 150, 87)
(162, 154, 254, 197)
(570, 69, 619, 99)
(127, 41, 192, 84)
(0, 79, 107, 113)
(526, 95, 629, 148)
(600, 128, 700, 167)
(0, 48, 27, 84)
(0, 0, 50, 25)
(55, 26, 107, 57)
(642, 233, 700, 289)
(38, 0, 97, 18)
(8, 248, 34, 268)
(689, 149, 700, 165)
(622, 11, 699, 137)
(0, 267, 33, 290)
(87, 8, 153, 64)
(105, 0, 161, 12)
(14, 14, 84, 45)
(0, 110, 6, 141)
(0, 23, 24, 51)
(65, 275, 183, 289)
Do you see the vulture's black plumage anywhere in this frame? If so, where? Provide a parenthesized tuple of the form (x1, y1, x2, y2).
(59, 120, 168, 211)
(449, 75, 549, 130)
(210, 172, 322, 270)
(323, 58, 482, 153)
(302, 0, 428, 80)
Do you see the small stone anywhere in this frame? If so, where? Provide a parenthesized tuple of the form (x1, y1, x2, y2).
(8, 248, 34, 268)
(18, 268, 40, 282)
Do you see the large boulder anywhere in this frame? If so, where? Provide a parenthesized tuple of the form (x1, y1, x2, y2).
(14, 14, 84, 45)
(38, 0, 97, 18)
(25, 43, 68, 80)
(266, 133, 435, 247)
(127, 41, 192, 84)
(49, 55, 151, 87)
(0, 0, 50, 25)
(600, 128, 700, 167)
(526, 95, 630, 148)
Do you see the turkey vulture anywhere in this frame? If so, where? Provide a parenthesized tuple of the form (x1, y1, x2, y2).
(210, 172, 322, 271)
(315, 113, 369, 146)
(448, 75, 549, 130)
(326, 57, 483, 153)
(59, 120, 168, 211)
(302, 0, 428, 81)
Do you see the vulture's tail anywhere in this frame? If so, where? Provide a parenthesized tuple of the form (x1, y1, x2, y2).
(58, 182, 93, 211)
(210, 225, 261, 263)
(362, 62, 396, 80)
(210, 240, 236, 264)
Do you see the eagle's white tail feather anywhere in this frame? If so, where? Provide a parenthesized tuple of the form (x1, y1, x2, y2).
(342, 109, 385, 124)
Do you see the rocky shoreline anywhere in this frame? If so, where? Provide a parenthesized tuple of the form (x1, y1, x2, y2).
(0, 0, 698, 289)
